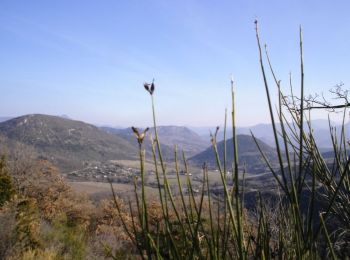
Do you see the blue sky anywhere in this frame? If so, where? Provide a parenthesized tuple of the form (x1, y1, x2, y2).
(0, 1, 349, 127)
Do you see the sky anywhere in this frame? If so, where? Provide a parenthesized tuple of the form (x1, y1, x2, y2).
(0, 0, 350, 127)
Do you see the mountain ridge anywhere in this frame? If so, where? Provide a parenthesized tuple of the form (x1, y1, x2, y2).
(0, 114, 138, 172)
(189, 134, 278, 173)
(101, 125, 208, 158)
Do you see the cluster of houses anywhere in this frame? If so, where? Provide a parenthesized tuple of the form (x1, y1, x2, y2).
(67, 162, 139, 183)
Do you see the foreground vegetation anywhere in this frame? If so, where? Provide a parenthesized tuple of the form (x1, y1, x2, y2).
(0, 153, 139, 259)
(108, 21, 350, 259)
(1, 21, 350, 259)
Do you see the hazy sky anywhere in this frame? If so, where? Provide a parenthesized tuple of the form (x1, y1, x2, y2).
(0, 1, 349, 127)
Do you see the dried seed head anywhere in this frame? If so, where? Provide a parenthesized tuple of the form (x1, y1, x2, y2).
(144, 82, 150, 92)
(139, 127, 149, 141)
(215, 126, 220, 137)
(131, 126, 149, 145)
(150, 80, 155, 95)
(210, 132, 216, 146)
(144, 80, 155, 95)
(131, 126, 139, 137)
(210, 127, 220, 146)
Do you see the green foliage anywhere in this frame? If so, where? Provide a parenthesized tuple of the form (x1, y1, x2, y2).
(14, 197, 42, 251)
(44, 213, 88, 260)
(20, 248, 58, 260)
(0, 159, 100, 259)
(0, 200, 17, 259)
(0, 155, 15, 207)
(0, 195, 42, 259)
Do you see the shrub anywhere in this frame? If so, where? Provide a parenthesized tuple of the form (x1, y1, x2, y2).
(0, 195, 42, 259)
(0, 155, 15, 207)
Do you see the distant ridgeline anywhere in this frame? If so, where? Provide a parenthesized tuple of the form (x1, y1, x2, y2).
(0, 114, 341, 174)
(0, 114, 209, 172)
(189, 134, 278, 173)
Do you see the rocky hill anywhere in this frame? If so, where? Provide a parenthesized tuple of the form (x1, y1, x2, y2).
(0, 114, 138, 172)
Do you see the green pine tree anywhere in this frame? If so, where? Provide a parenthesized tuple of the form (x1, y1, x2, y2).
(0, 155, 15, 207)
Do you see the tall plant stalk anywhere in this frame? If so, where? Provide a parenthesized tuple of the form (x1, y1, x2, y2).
(108, 21, 350, 259)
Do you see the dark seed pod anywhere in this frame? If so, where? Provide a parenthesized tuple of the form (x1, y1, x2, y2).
(215, 126, 220, 137)
(150, 82, 155, 95)
(131, 126, 139, 136)
(139, 127, 149, 141)
(144, 83, 150, 92)
(143, 80, 155, 95)
(131, 126, 149, 145)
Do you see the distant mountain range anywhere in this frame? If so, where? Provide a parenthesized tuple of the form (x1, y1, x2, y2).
(189, 135, 278, 173)
(2, 116, 345, 149)
(236, 120, 349, 149)
(191, 119, 349, 149)
(0, 115, 209, 172)
(102, 126, 208, 159)
(0, 114, 344, 174)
